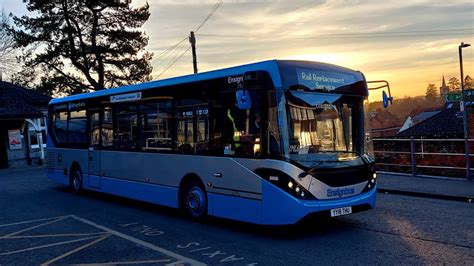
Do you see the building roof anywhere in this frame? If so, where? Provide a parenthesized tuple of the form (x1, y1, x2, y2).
(396, 107, 463, 138)
(0, 81, 51, 119)
(412, 110, 441, 123)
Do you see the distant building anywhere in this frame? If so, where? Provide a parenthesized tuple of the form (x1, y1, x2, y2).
(440, 76, 449, 99)
(0, 81, 51, 168)
(396, 103, 463, 138)
(398, 110, 441, 133)
(370, 109, 402, 138)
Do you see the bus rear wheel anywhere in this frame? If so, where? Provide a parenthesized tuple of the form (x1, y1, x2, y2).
(70, 168, 83, 194)
(182, 179, 207, 220)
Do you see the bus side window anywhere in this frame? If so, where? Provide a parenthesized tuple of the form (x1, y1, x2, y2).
(115, 105, 139, 150)
(69, 109, 87, 144)
(53, 111, 68, 144)
(175, 99, 209, 154)
(140, 101, 173, 151)
(210, 90, 262, 157)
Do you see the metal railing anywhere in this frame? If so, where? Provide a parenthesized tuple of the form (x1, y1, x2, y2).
(373, 138, 474, 180)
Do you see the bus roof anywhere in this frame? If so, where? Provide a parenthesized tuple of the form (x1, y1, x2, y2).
(49, 59, 360, 105)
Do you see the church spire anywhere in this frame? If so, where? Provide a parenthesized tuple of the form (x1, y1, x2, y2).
(442, 75, 446, 87)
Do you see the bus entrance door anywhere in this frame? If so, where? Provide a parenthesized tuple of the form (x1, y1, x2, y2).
(88, 110, 101, 189)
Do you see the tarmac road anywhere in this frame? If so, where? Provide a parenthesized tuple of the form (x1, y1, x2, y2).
(1, 167, 473, 265)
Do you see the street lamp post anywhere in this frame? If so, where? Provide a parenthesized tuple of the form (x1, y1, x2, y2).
(459, 42, 471, 180)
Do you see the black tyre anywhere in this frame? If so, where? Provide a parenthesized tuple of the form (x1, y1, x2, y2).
(70, 167, 83, 194)
(182, 179, 208, 220)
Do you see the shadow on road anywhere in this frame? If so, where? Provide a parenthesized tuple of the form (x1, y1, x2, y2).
(53, 185, 357, 240)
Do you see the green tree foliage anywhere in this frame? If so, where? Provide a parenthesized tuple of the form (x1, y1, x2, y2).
(10, 0, 153, 95)
(425, 83, 439, 99)
(448, 76, 460, 91)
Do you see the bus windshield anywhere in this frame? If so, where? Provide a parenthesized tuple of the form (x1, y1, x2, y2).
(285, 90, 366, 169)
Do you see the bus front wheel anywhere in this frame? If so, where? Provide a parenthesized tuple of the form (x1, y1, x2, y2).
(182, 179, 208, 220)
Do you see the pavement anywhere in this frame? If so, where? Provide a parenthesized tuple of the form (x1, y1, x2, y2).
(377, 172, 474, 202)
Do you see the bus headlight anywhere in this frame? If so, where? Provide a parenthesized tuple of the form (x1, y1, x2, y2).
(254, 168, 316, 200)
(362, 172, 377, 193)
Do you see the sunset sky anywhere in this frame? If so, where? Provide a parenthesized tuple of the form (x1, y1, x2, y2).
(1, 0, 473, 101)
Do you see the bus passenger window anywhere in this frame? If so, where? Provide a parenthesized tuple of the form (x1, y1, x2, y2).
(140, 101, 173, 151)
(115, 105, 139, 150)
(53, 111, 68, 143)
(69, 110, 87, 144)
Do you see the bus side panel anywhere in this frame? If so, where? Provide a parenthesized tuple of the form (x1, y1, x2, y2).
(100, 176, 179, 208)
(99, 152, 263, 197)
(47, 147, 88, 186)
(56, 148, 88, 177)
(207, 193, 262, 224)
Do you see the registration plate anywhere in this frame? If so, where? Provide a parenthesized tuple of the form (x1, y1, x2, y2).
(330, 206, 352, 217)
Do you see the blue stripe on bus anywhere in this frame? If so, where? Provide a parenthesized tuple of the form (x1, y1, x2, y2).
(97, 176, 179, 209)
(208, 192, 263, 224)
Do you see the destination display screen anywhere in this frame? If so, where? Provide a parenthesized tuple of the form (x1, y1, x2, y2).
(296, 68, 356, 91)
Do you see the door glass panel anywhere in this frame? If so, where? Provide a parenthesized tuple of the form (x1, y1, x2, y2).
(90, 111, 100, 147)
(102, 108, 113, 148)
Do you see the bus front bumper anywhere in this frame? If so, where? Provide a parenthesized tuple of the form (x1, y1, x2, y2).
(261, 181, 377, 225)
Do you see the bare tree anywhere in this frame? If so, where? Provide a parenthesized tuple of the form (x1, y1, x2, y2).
(0, 9, 16, 80)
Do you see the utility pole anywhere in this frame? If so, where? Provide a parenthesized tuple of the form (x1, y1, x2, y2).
(189, 31, 198, 74)
(459, 42, 472, 180)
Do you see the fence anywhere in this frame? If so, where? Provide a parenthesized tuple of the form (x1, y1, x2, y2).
(373, 138, 473, 180)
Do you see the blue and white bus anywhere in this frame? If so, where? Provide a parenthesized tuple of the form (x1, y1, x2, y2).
(47, 60, 377, 225)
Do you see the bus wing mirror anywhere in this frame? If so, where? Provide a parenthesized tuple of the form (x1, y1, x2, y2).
(382, 91, 393, 108)
(236, 89, 252, 109)
(367, 80, 393, 108)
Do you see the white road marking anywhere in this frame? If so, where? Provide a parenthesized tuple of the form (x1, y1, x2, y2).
(72, 259, 173, 265)
(0, 235, 107, 256)
(1, 217, 68, 238)
(70, 215, 206, 266)
(0, 215, 69, 228)
(41, 234, 111, 266)
(3, 232, 106, 239)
